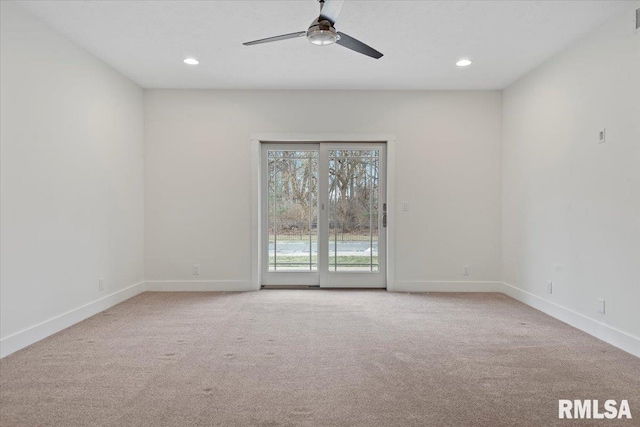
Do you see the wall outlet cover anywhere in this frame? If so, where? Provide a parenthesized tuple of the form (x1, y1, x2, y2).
(463, 265, 470, 276)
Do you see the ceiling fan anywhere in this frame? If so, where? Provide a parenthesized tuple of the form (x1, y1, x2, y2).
(243, 0, 383, 59)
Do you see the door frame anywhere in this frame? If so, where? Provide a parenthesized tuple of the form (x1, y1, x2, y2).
(251, 133, 396, 291)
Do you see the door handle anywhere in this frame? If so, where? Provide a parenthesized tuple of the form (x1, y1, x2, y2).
(382, 203, 387, 228)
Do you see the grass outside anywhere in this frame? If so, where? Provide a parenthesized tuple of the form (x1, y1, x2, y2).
(269, 255, 378, 267)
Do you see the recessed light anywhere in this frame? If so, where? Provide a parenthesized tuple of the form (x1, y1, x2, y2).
(183, 58, 199, 65)
(456, 59, 472, 67)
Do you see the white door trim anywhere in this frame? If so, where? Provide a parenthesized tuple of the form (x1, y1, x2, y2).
(251, 133, 396, 292)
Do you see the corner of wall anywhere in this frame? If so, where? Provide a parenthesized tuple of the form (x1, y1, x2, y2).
(498, 5, 640, 358)
(0, 282, 147, 358)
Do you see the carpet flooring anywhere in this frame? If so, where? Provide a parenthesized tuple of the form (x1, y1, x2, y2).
(1, 291, 639, 427)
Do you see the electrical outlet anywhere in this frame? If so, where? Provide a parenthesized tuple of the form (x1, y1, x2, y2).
(547, 280, 553, 294)
(597, 298, 605, 314)
(192, 264, 200, 276)
(99, 278, 105, 291)
(598, 129, 606, 143)
(463, 265, 470, 276)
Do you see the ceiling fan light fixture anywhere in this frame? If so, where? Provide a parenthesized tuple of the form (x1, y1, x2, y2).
(242, 0, 383, 59)
(307, 27, 338, 46)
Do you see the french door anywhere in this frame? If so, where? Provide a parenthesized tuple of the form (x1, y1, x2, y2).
(261, 142, 386, 288)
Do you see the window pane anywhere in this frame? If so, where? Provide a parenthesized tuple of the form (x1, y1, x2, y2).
(267, 150, 318, 272)
(328, 150, 379, 272)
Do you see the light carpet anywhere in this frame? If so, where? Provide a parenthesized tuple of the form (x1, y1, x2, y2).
(1, 291, 639, 426)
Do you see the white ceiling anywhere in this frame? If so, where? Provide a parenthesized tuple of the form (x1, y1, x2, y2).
(15, 0, 630, 90)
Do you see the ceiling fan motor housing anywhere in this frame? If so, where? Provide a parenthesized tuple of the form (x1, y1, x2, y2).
(307, 19, 340, 45)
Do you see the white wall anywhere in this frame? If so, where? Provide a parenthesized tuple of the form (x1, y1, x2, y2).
(0, 3, 144, 353)
(502, 5, 640, 345)
(144, 90, 503, 289)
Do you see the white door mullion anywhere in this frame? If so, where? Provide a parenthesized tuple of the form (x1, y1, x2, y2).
(318, 145, 329, 285)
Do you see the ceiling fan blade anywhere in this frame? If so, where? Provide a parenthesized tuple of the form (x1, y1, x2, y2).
(319, 0, 344, 25)
(243, 31, 306, 46)
(336, 32, 383, 59)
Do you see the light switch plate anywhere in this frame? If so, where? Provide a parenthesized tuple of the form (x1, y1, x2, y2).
(597, 298, 605, 314)
(402, 201, 409, 211)
(598, 129, 606, 143)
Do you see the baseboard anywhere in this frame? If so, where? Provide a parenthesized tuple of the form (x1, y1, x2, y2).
(0, 281, 146, 358)
(501, 282, 640, 358)
(394, 281, 503, 293)
(145, 280, 255, 292)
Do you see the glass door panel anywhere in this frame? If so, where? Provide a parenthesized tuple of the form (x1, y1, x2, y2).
(262, 144, 320, 286)
(321, 144, 386, 288)
(328, 150, 380, 272)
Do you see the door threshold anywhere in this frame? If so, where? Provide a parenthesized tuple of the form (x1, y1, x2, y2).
(261, 285, 321, 290)
(261, 285, 385, 290)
